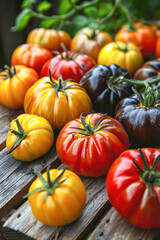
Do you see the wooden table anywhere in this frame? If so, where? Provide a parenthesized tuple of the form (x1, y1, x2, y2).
(0, 105, 160, 240)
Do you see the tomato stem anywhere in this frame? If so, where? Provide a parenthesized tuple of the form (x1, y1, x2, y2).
(0, 65, 16, 79)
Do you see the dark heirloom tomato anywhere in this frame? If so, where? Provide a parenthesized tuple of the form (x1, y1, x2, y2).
(134, 58, 160, 80)
(106, 148, 160, 229)
(80, 64, 132, 117)
(115, 93, 160, 147)
(56, 113, 129, 177)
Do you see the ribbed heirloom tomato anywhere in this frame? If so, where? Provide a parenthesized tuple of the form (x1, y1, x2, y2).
(24, 74, 92, 129)
(11, 43, 53, 74)
(115, 22, 157, 57)
(106, 148, 160, 229)
(56, 113, 129, 177)
(0, 65, 39, 109)
(70, 27, 112, 61)
(26, 168, 86, 226)
(26, 28, 71, 51)
(97, 41, 143, 75)
(6, 114, 54, 161)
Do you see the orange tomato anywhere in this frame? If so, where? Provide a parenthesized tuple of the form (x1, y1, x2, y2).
(97, 41, 143, 75)
(0, 65, 39, 109)
(26, 28, 71, 51)
(70, 27, 112, 61)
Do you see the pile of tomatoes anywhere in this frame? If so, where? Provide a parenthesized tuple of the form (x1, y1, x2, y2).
(1, 22, 160, 228)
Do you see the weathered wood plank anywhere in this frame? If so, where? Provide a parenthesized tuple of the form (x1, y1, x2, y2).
(88, 207, 160, 240)
(3, 170, 110, 240)
(0, 144, 61, 217)
(0, 105, 23, 150)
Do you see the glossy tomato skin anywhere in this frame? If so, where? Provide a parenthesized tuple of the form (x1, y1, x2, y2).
(0, 65, 39, 109)
(80, 64, 132, 117)
(106, 148, 160, 229)
(11, 44, 53, 74)
(97, 41, 143, 75)
(40, 51, 96, 83)
(115, 94, 160, 147)
(115, 22, 157, 57)
(156, 36, 160, 58)
(24, 77, 92, 129)
(27, 28, 71, 51)
(28, 169, 86, 226)
(6, 114, 54, 161)
(56, 113, 129, 177)
(70, 27, 112, 61)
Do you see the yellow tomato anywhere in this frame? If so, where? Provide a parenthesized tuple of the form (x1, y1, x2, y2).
(0, 65, 39, 109)
(70, 27, 112, 61)
(27, 28, 71, 51)
(27, 168, 86, 226)
(24, 75, 92, 129)
(6, 114, 54, 161)
(97, 41, 143, 75)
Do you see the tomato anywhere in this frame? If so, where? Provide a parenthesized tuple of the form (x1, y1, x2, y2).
(115, 91, 160, 147)
(24, 74, 92, 129)
(115, 22, 157, 57)
(6, 114, 54, 161)
(156, 36, 160, 58)
(80, 64, 133, 117)
(97, 41, 143, 75)
(40, 49, 96, 83)
(56, 113, 129, 177)
(70, 27, 112, 62)
(106, 148, 160, 229)
(26, 168, 86, 226)
(11, 44, 53, 74)
(0, 65, 39, 109)
(26, 28, 71, 51)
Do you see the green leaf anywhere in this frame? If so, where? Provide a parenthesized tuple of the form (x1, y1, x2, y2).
(72, 15, 89, 29)
(21, 0, 37, 9)
(83, 6, 98, 17)
(37, 1, 52, 13)
(40, 19, 59, 28)
(58, 0, 78, 15)
(11, 8, 32, 32)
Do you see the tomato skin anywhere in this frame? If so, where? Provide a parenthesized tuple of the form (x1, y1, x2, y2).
(56, 113, 129, 177)
(24, 77, 92, 129)
(6, 114, 54, 161)
(0, 65, 39, 109)
(70, 27, 112, 61)
(40, 51, 96, 83)
(115, 22, 157, 57)
(28, 169, 86, 226)
(106, 148, 160, 229)
(115, 94, 160, 147)
(26, 28, 71, 51)
(11, 44, 53, 74)
(97, 41, 143, 75)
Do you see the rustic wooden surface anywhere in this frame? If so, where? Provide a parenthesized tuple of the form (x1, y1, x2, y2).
(0, 105, 160, 240)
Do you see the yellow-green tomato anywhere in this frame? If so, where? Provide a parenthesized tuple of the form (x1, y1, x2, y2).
(27, 168, 87, 226)
(97, 41, 143, 75)
(6, 114, 54, 161)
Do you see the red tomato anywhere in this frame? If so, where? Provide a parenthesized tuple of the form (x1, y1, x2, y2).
(156, 36, 160, 57)
(11, 44, 53, 74)
(40, 50, 96, 83)
(107, 148, 160, 229)
(115, 22, 157, 57)
(56, 113, 129, 177)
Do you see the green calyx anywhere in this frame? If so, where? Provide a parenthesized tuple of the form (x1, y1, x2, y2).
(133, 149, 160, 196)
(70, 113, 112, 139)
(107, 69, 129, 92)
(53, 43, 82, 60)
(24, 167, 68, 202)
(0, 65, 16, 79)
(7, 119, 29, 154)
(46, 70, 79, 100)
(114, 41, 132, 53)
(87, 29, 97, 40)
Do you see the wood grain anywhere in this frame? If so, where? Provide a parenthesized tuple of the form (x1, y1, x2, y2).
(0, 105, 23, 150)
(88, 207, 160, 240)
(3, 170, 110, 240)
(0, 145, 61, 217)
